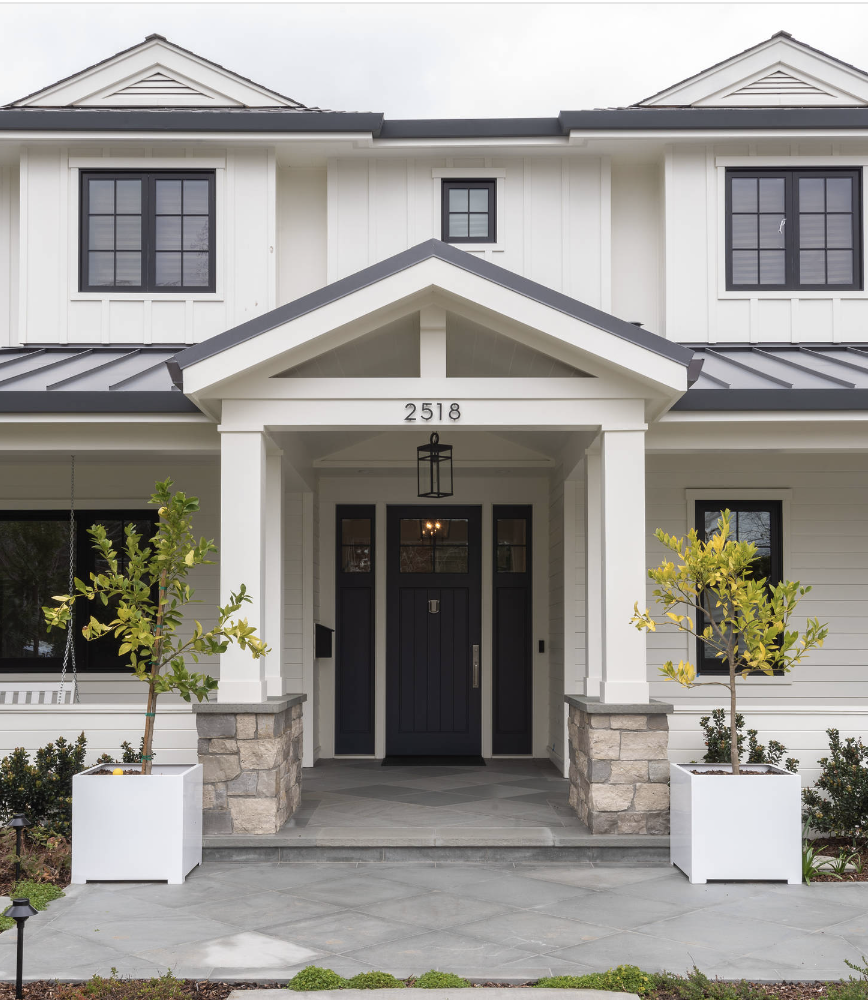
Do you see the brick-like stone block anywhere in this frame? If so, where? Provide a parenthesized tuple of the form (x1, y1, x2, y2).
(256, 715, 275, 739)
(610, 760, 648, 784)
(588, 759, 611, 782)
(647, 714, 669, 730)
(589, 729, 621, 760)
(202, 754, 241, 783)
(238, 737, 282, 770)
(197, 714, 235, 739)
(589, 811, 619, 835)
(649, 759, 670, 783)
(257, 768, 279, 798)
(634, 782, 670, 811)
(203, 782, 228, 810)
(617, 812, 648, 834)
(609, 715, 648, 730)
(209, 738, 238, 754)
(619, 731, 669, 761)
(236, 714, 257, 740)
(647, 810, 670, 835)
(227, 771, 258, 795)
(203, 809, 232, 835)
(589, 784, 634, 812)
(229, 797, 279, 835)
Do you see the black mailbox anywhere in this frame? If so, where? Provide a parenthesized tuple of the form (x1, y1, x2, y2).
(314, 623, 334, 659)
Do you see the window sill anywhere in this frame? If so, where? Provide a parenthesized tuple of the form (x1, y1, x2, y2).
(446, 243, 506, 253)
(717, 289, 865, 300)
(70, 292, 224, 303)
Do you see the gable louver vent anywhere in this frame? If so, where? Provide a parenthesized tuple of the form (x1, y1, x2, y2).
(109, 72, 211, 99)
(730, 70, 832, 98)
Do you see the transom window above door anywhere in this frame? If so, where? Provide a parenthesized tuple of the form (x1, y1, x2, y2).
(726, 169, 862, 291)
(80, 171, 216, 292)
(442, 180, 496, 244)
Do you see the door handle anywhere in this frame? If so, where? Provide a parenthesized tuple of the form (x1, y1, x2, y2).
(472, 644, 480, 689)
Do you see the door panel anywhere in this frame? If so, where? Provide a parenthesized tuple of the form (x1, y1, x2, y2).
(387, 506, 481, 756)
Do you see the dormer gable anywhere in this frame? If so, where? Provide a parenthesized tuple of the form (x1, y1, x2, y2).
(637, 32, 868, 107)
(9, 34, 314, 109)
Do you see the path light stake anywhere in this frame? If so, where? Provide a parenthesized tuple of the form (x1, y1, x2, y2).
(417, 431, 453, 498)
(8, 814, 30, 884)
(8, 897, 36, 999)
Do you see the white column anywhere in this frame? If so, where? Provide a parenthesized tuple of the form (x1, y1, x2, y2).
(218, 429, 268, 703)
(584, 448, 603, 698)
(419, 305, 447, 377)
(264, 452, 285, 698)
(599, 428, 649, 704)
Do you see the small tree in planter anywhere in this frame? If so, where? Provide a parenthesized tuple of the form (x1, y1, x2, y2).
(631, 510, 828, 775)
(43, 479, 268, 774)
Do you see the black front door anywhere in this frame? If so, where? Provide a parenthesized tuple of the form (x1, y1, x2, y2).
(386, 506, 482, 756)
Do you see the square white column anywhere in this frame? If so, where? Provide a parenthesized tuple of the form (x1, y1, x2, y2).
(584, 448, 603, 698)
(218, 429, 268, 703)
(264, 452, 285, 698)
(599, 428, 649, 704)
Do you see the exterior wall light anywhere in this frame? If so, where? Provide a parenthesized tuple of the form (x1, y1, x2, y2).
(417, 432, 453, 498)
(8, 814, 30, 883)
(8, 897, 37, 999)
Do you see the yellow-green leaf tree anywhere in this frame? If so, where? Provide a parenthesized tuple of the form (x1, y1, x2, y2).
(631, 510, 828, 774)
(43, 479, 269, 774)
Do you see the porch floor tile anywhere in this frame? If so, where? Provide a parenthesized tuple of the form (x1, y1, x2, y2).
(2, 862, 868, 981)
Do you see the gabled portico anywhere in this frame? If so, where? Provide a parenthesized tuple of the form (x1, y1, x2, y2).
(171, 240, 693, 836)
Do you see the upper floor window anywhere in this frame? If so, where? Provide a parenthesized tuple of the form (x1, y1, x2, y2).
(442, 180, 496, 244)
(80, 171, 216, 293)
(726, 169, 862, 291)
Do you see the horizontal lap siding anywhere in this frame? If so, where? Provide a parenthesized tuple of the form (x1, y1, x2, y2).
(646, 452, 868, 780)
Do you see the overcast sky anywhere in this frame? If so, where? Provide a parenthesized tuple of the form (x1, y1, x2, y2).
(2, 2, 867, 116)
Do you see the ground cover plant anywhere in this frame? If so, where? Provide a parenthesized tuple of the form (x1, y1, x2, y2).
(412, 972, 471, 989)
(0, 880, 63, 931)
(535, 965, 654, 993)
(0, 825, 70, 895)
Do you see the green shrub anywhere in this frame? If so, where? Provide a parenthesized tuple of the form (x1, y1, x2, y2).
(803, 729, 868, 839)
(535, 965, 654, 995)
(413, 971, 470, 989)
(346, 972, 404, 990)
(0, 734, 87, 836)
(651, 968, 767, 1000)
(62, 969, 188, 1000)
(286, 967, 348, 991)
(700, 709, 798, 772)
(0, 879, 64, 931)
(827, 956, 868, 1000)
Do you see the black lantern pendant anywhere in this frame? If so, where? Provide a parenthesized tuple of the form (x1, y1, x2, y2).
(417, 432, 453, 498)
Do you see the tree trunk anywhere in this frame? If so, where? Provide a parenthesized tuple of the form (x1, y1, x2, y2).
(729, 662, 740, 776)
(141, 567, 168, 776)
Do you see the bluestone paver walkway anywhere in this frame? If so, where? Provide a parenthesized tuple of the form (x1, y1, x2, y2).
(1, 862, 867, 982)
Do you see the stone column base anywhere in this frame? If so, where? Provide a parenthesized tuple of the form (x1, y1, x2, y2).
(193, 694, 306, 835)
(565, 694, 672, 835)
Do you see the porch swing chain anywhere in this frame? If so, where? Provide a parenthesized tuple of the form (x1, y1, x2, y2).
(59, 455, 78, 704)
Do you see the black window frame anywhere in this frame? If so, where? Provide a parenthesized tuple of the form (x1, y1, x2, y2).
(694, 500, 783, 676)
(725, 168, 863, 292)
(80, 170, 217, 293)
(0, 509, 156, 673)
(441, 179, 497, 244)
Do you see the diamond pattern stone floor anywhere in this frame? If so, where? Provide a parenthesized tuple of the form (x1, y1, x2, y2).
(1, 861, 867, 981)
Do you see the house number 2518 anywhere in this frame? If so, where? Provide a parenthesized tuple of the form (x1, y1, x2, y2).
(404, 402, 461, 422)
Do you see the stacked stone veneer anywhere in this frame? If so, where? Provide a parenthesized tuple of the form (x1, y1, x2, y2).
(193, 694, 305, 836)
(566, 694, 672, 835)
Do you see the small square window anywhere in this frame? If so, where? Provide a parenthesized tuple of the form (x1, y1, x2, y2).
(442, 180, 496, 244)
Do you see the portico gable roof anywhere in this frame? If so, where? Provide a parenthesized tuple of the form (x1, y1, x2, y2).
(171, 240, 695, 399)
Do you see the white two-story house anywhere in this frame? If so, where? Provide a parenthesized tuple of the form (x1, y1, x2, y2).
(0, 30, 866, 841)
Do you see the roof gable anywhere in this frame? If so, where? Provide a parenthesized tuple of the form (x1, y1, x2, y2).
(11, 34, 309, 109)
(638, 32, 868, 107)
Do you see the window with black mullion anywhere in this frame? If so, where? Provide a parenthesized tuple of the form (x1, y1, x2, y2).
(726, 169, 861, 291)
(442, 179, 496, 243)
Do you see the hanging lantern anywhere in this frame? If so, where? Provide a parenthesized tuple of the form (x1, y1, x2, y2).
(417, 432, 453, 498)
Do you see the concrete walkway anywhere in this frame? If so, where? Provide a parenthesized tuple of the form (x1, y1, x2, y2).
(0, 862, 867, 982)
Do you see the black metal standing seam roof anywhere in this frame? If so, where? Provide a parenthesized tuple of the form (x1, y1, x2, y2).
(0, 346, 199, 412)
(672, 344, 868, 410)
(171, 239, 695, 375)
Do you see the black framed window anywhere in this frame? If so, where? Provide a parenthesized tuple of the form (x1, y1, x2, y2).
(442, 180, 496, 243)
(0, 511, 155, 672)
(726, 169, 862, 291)
(694, 501, 783, 675)
(80, 171, 216, 292)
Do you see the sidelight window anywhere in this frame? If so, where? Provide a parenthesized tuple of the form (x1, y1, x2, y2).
(726, 169, 861, 290)
(80, 171, 215, 292)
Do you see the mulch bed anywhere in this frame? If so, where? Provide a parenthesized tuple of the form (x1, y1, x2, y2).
(810, 837, 868, 882)
(0, 830, 70, 896)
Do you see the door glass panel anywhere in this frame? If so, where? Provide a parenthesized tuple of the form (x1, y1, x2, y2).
(496, 518, 527, 573)
(399, 518, 468, 573)
(341, 518, 372, 573)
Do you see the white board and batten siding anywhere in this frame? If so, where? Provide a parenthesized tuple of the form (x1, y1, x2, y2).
(665, 141, 868, 343)
(16, 146, 276, 347)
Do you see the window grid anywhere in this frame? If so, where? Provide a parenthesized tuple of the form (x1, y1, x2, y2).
(725, 169, 862, 291)
(80, 171, 216, 293)
(441, 179, 496, 244)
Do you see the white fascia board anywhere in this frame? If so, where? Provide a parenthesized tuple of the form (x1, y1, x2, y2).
(0, 416, 217, 453)
(182, 257, 687, 397)
(648, 414, 868, 452)
(572, 130, 868, 142)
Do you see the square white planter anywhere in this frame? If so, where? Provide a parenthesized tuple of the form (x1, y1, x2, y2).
(670, 762, 801, 884)
(72, 763, 202, 884)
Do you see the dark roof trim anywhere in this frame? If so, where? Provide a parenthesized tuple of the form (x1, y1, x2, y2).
(173, 239, 694, 373)
(9, 34, 309, 109)
(0, 109, 383, 132)
(0, 392, 199, 413)
(377, 118, 564, 139)
(557, 107, 868, 131)
(674, 388, 868, 411)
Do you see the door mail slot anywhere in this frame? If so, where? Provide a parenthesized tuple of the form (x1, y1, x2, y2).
(428, 599, 440, 614)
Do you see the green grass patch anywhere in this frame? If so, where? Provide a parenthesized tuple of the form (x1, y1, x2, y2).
(345, 972, 405, 990)
(535, 965, 655, 995)
(412, 971, 471, 989)
(286, 967, 349, 991)
(0, 879, 65, 932)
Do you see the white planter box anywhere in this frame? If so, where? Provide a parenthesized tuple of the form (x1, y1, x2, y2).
(72, 763, 202, 884)
(670, 762, 801, 884)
